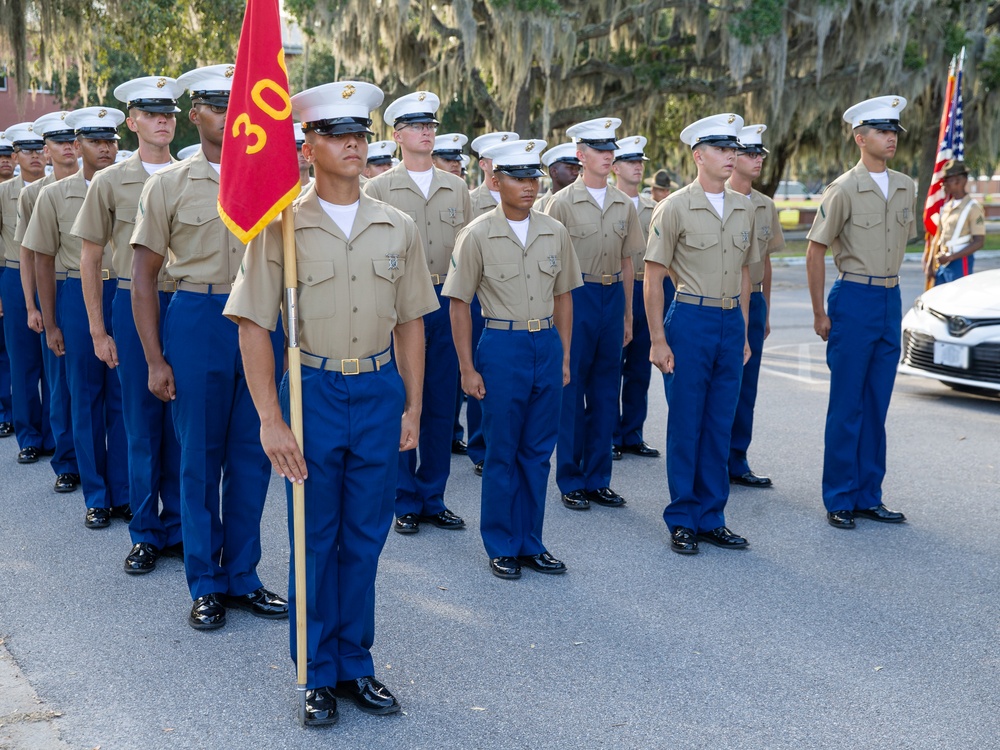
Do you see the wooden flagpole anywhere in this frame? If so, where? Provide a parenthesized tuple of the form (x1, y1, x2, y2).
(280, 203, 309, 725)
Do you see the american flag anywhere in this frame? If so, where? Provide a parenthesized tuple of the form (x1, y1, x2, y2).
(923, 50, 965, 235)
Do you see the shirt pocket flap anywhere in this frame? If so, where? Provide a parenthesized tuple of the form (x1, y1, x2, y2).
(538, 258, 561, 276)
(568, 223, 598, 240)
(852, 213, 882, 229)
(483, 263, 520, 282)
(687, 233, 719, 250)
(731, 232, 751, 252)
(176, 206, 218, 227)
(896, 210, 911, 226)
(372, 257, 405, 282)
(439, 209, 465, 227)
(116, 206, 138, 225)
(298, 260, 335, 286)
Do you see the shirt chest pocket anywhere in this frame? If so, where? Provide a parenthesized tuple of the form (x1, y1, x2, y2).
(117, 206, 138, 226)
(537, 258, 561, 277)
(895, 210, 911, 228)
(176, 206, 219, 256)
(611, 220, 628, 240)
(483, 262, 522, 304)
(731, 232, 750, 256)
(685, 233, 720, 272)
(439, 209, 464, 249)
(297, 260, 336, 319)
(852, 213, 883, 231)
(568, 223, 599, 257)
(372, 257, 405, 318)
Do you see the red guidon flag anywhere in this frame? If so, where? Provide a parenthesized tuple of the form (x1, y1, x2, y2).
(219, 0, 300, 244)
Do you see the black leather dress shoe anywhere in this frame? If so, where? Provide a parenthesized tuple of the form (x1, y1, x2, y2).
(189, 594, 226, 630)
(827, 510, 855, 529)
(696, 526, 749, 549)
(124, 542, 159, 574)
(304, 687, 339, 726)
(584, 487, 626, 507)
(110, 504, 133, 522)
(223, 587, 289, 619)
(394, 513, 420, 534)
(419, 508, 465, 529)
(670, 526, 699, 555)
(161, 541, 184, 558)
(517, 552, 566, 575)
(451, 439, 468, 455)
(611, 444, 622, 461)
(561, 490, 590, 511)
(17, 447, 40, 464)
(855, 504, 906, 523)
(335, 676, 400, 715)
(85, 507, 111, 529)
(0, 421, 13, 437)
(473, 460, 483, 476)
(54, 473, 80, 493)
(730, 470, 773, 488)
(490, 556, 522, 579)
(37, 447, 55, 457)
(622, 441, 660, 458)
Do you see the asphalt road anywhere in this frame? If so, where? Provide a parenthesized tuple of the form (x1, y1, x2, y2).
(0, 256, 998, 750)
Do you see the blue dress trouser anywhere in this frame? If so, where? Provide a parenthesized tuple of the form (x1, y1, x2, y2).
(1, 267, 53, 452)
(935, 254, 974, 285)
(163, 291, 281, 600)
(0, 268, 13, 425)
(728, 291, 767, 476)
(113, 287, 182, 549)
(41, 278, 77, 476)
(617, 277, 675, 448)
(60, 277, 128, 509)
(283, 361, 404, 689)
(822, 280, 901, 512)
(396, 287, 457, 517)
(478, 327, 562, 558)
(557, 281, 624, 494)
(662, 302, 744, 533)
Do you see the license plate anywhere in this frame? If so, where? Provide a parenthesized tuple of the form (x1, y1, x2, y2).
(933, 342, 970, 369)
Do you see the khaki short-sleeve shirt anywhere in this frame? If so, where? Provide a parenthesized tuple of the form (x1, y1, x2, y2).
(363, 163, 473, 281)
(632, 193, 656, 275)
(442, 206, 583, 321)
(742, 187, 785, 285)
(469, 183, 498, 220)
(130, 149, 244, 284)
(645, 181, 760, 298)
(223, 186, 439, 360)
(13, 173, 55, 247)
(806, 161, 916, 276)
(0, 175, 25, 263)
(543, 178, 644, 278)
(72, 151, 175, 280)
(933, 194, 985, 256)
(21, 172, 113, 273)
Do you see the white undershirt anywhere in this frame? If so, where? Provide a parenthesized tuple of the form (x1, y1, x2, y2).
(407, 168, 434, 199)
(870, 169, 889, 199)
(22, 178, 35, 187)
(142, 161, 171, 176)
(208, 161, 221, 175)
(586, 186, 607, 208)
(631, 195, 640, 209)
(489, 190, 501, 205)
(705, 190, 725, 218)
(507, 216, 530, 247)
(85, 179, 91, 187)
(318, 197, 359, 238)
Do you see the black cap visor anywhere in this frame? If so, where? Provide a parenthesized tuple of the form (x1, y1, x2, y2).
(550, 156, 581, 167)
(76, 128, 120, 141)
(739, 144, 769, 155)
(614, 152, 648, 163)
(432, 149, 463, 161)
(857, 118, 905, 133)
(693, 134, 742, 149)
(43, 129, 78, 143)
(13, 140, 45, 151)
(128, 98, 181, 114)
(393, 112, 439, 127)
(579, 138, 618, 151)
(0, 146, 13, 156)
(305, 117, 374, 137)
(367, 155, 393, 165)
(494, 164, 545, 178)
(191, 92, 231, 108)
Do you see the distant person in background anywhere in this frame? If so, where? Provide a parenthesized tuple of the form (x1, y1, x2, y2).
(432, 133, 467, 177)
(645, 169, 672, 203)
(364, 140, 396, 179)
(928, 159, 984, 285)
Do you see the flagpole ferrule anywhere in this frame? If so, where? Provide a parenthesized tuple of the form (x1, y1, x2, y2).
(285, 287, 299, 348)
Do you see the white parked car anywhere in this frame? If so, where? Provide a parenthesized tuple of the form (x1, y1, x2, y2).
(899, 269, 1000, 394)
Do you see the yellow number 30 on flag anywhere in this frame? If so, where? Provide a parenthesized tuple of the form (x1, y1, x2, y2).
(231, 51, 292, 155)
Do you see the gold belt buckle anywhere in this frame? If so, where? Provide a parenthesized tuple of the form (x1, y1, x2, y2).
(601, 274, 615, 285)
(430, 273, 442, 285)
(341, 358, 360, 375)
(527, 319, 541, 332)
(162, 279, 177, 292)
(885, 277, 899, 288)
(722, 297, 737, 310)
(101, 268, 111, 281)
(635, 272, 645, 281)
